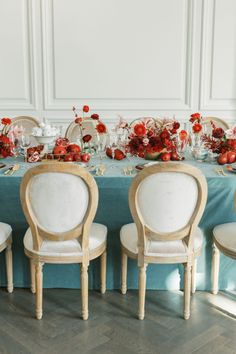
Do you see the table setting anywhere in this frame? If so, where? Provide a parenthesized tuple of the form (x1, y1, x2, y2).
(0, 109, 236, 291)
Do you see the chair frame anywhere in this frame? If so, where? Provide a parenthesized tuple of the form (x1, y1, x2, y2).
(203, 117, 230, 130)
(20, 163, 107, 320)
(11, 116, 40, 127)
(0, 231, 13, 293)
(121, 163, 208, 320)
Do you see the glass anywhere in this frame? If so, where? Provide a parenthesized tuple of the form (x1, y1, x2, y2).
(20, 135, 31, 161)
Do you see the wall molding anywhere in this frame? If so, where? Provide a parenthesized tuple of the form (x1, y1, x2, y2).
(200, 0, 236, 110)
(0, 0, 37, 110)
(41, 0, 195, 111)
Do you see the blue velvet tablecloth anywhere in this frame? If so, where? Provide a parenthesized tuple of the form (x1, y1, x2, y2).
(0, 157, 235, 291)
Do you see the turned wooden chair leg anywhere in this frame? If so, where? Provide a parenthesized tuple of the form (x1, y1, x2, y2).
(35, 262, 43, 320)
(212, 243, 220, 295)
(81, 265, 89, 320)
(121, 250, 127, 295)
(30, 259, 36, 294)
(184, 263, 192, 320)
(191, 258, 197, 294)
(5, 244, 13, 293)
(100, 251, 106, 294)
(138, 264, 147, 320)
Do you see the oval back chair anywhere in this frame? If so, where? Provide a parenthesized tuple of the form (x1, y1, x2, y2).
(120, 163, 207, 320)
(11, 116, 40, 146)
(65, 118, 103, 144)
(20, 163, 107, 320)
(203, 117, 230, 134)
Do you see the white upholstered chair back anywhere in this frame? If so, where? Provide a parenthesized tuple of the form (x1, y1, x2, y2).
(20, 163, 98, 251)
(203, 117, 229, 134)
(129, 163, 207, 245)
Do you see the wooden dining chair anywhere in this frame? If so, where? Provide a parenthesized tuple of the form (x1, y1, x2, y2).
(11, 116, 40, 145)
(203, 117, 230, 134)
(20, 163, 107, 320)
(0, 222, 13, 293)
(212, 192, 236, 295)
(65, 118, 101, 143)
(120, 163, 207, 320)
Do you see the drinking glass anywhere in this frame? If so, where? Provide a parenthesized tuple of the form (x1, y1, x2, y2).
(20, 135, 31, 161)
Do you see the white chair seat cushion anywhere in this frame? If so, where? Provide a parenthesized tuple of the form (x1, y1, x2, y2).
(0, 222, 12, 245)
(120, 223, 203, 257)
(213, 222, 236, 254)
(24, 222, 107, 257)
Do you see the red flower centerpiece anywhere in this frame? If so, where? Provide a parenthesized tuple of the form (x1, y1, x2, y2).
(128, 118, 182, 161)
(0, 117, 14, 158)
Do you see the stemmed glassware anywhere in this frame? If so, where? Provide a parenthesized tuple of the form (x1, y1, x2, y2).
(20, 135, 31, 161)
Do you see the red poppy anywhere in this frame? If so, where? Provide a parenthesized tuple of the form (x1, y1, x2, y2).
(96, 122, 107, 134)
(190, 113, 201, 123)
(1, 118, 12, 125)
(212, 127, 225, 139)
(160, 129, 170, 140)
(192, 123, 202, 133)
(134, 123, 146, 136)
(173, 122, 180, 130)
(83, 134, 92, 143)
(91, 113, 99, 120)
(83, 105, 89, 113)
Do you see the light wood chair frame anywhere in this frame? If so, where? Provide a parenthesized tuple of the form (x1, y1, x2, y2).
(203, 117, 230, 131)
(0, 232, 13, 293)
(212, 192, 236, 295)
(121, 163, 208, 320)
(20, 163, 107, 320)
(11, 116, 40, 127)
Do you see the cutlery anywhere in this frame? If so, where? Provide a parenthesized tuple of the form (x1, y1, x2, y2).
(214, 168, 226, 176)
(4, 165, 14, 175)
(8, 164, 20, 175)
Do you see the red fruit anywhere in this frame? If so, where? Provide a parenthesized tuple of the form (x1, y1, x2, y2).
(55, 138, 70, 147)
(64, 154, 74, 162)
(227, 151, 236, 164)
(217, 153, 228, 165)
(160, 152, 171, 162)
(81, 152, 90, 162)
(115, 149, 126, 160)
(171, 151, 180, 161)
(53, 145, 67, 158)
(67, 144, 81, 154)
(73, 153, 81, 162)
(106, 148, 112, 158)
(83, 105, 89, 113)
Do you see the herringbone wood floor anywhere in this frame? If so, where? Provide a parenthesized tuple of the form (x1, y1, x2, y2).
(0, 289, 235, 354)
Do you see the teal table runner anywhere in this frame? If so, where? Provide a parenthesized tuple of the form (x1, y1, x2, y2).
(0, 157, 235, 290)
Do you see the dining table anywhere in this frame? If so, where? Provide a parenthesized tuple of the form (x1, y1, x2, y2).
(0, 155, 235, 291)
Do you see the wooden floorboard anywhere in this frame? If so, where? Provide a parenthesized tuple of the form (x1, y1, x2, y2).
(0, 289, 235, 354)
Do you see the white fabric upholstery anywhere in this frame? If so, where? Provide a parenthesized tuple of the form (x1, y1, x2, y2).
(0, 222, 12, 245)
(213, 222, 236, 253)
(120, 223, 203, 257)
(24, 222, 107, 257)
(137, 172, 198, 233)
(28, 172, 89, 233)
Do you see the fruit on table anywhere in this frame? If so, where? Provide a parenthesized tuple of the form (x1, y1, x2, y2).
(106, 148, 126, 160)
(64, 154, 74, 162)
(73, 153, 81, 162)
(170, 151, 180, 161)
(160, 152, 171, 162)
(53, 145, 67, 158)
(227, 151, 236, 164)
(81, 152, 90, 162)
(217, 153, 228, 165)
(67, 144, 81, 154)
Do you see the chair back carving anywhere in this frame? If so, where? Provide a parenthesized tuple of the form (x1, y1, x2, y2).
(129, 163, 207, 262)
(20, 163, 98, 253)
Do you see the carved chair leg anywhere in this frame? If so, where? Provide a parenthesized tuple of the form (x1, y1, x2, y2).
(5, 244, 13, 293)
(184, 263, 192, 320)
(212, 243, 220, 295)
(30, 259, 36, 294)
(81, 265, 89, 320)
(138, 264, 147, 320)
(191, 258, 197, 294)
(121, 250, 127, 295)
(100, 251, 106, 294)
(35, 262, 43, 320)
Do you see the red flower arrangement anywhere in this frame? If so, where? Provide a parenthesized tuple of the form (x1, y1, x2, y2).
(0, 117, 14, 158)
(189, 113, 203, 133)
(128, 118, 181, 160)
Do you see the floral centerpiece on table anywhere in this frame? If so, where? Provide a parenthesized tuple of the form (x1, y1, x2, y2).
(0, 118, 14, 158)
(72, 105, 107, 147)
(128, 117, 185, 161)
